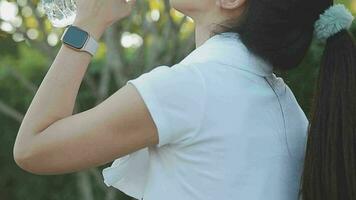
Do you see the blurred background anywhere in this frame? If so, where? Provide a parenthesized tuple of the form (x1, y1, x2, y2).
(0, 0, 355, 200)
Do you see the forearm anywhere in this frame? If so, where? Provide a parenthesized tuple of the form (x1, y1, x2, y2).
(13, 0, 135, 161)
(20, 45, 91, 134)
(15, 23, 105, 154)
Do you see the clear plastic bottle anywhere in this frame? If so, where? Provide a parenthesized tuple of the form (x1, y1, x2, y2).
(41, 0, 77, 28)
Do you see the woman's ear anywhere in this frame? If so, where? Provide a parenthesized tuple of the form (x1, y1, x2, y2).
(216, 0, 246, 10)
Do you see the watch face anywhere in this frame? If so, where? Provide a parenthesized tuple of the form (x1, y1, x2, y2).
(62, 26, 89, 49)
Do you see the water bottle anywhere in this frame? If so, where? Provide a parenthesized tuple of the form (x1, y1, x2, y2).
(41, 0, 77, 28)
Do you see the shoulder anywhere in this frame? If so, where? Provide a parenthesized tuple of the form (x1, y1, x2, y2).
(137, 63, 203, 80)
(126, 63, 207, 146)
(151, 63, 205, 82)
(189, 60, 267, 88)
(130, 63, 206, 97)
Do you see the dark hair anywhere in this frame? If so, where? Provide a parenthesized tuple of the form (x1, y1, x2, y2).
(214, 0, 356, 199)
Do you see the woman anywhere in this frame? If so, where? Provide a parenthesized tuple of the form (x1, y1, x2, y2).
(13, 0, 355, 200)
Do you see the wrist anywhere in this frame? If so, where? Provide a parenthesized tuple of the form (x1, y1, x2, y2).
(72, 20, 106, 41)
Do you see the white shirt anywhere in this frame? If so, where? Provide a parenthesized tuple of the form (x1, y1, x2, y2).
(101, 32, 309, 200)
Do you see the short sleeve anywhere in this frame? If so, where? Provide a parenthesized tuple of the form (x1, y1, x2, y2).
(126, 64, 206, 147)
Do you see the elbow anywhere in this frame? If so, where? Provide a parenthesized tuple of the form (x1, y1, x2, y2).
(13, 138, 57, 176)
(13, 138, 41, 175)
(13, 147, 36, 174)
(14, 150, 46, 175)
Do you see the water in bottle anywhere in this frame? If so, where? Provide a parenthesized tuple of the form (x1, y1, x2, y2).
(41, 0, 77, 28)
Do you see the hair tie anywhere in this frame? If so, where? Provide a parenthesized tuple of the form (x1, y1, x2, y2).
(314, 4, 354, 41)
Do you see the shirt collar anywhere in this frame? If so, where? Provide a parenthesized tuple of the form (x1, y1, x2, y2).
(179, 32, 274, 77)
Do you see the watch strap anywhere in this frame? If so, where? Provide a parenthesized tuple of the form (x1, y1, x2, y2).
(82, 35, 99, 56)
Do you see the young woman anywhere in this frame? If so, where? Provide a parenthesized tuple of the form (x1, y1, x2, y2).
(13, 0, 355, 200)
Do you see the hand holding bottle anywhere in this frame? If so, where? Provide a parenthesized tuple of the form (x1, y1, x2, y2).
(73, 0, 136, 39)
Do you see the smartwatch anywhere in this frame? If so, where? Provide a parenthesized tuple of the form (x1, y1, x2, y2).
(60, 25, 99, 56)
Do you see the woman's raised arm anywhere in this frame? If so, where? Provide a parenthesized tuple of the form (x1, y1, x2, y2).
(12, 0, 159, 175)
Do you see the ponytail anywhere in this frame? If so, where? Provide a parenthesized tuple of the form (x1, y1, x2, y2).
(300, 27, 356, 200)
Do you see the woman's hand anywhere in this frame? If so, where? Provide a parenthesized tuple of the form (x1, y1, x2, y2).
(73, 0, 136, 39)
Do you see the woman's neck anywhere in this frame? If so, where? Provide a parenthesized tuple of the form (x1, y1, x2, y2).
(194, 23, 215, 48)
(192, 4, 245, 48)
(193, 11, 225, 48)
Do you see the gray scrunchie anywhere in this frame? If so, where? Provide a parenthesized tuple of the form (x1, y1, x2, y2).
(314, 4, 354, 41)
